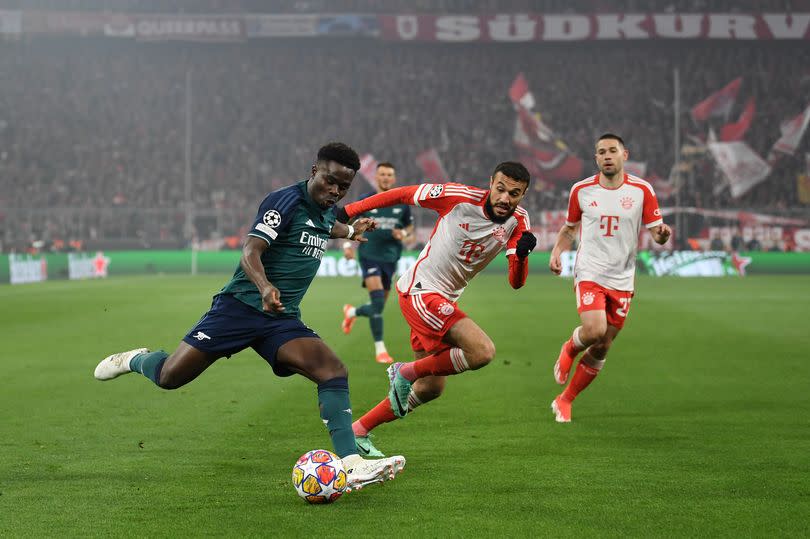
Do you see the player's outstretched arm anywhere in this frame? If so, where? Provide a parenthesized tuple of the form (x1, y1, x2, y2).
(549, 224, 578, 275)
(341, 185, 421, 221)
(330, 217, 376, 243)
(240, 236, 285, 313)
(649, 223, 672, 245)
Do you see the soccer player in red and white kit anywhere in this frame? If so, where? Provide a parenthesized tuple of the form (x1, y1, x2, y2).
(336, 162, 537, 456)
(549, 134, 671, 423)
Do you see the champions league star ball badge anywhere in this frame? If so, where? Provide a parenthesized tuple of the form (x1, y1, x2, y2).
(428, 185, 444, 198)
(263, 210, 282, 228)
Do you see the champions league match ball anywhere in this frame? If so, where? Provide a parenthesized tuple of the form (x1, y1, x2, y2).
(291, 449, 347, 504)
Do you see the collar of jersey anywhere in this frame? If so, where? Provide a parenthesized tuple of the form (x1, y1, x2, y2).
(299, 180, 331, 225)
(597, 173, 627, 190)
(299, 179, 324, 211)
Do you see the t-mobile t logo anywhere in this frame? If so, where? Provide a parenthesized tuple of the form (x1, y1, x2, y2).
(600, 215, 620, 237)
(459, 240, 486, 263)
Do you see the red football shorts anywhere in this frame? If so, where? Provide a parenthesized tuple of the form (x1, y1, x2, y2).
(575, 280, 634, 329)
(398, 291, 467, 353)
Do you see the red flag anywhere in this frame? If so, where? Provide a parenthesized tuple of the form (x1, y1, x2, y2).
(691, 77, 742, 123)
(513, 110, 583, 181)
(415, 148, 450, 183)
(509, 74, 583, 182)
(720, 97, 756, 142)
(508, 72, 534, 109)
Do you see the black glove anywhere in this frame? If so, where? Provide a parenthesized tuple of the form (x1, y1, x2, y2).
(515, 231, 537, 258)
(335, 206, 350, 224)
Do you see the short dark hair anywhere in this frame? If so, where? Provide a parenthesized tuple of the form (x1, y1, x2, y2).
(492, 161, 530, 185)
(317, 142, 361, 172)
(597, 133, 625, 147)
(377, 161, 395, 170)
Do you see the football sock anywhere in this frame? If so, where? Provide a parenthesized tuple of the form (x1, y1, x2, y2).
(346, 306, 357, 318)
(407, 389, 424, 413)
(368, 290, 386, 342)
(129, 350, 169, 386)
(565, 326, 585, 355)
(560, 352, 605, 402)
(353, 398, 397, 436)
(355, 303, 373, 317)
(374, 341, 387, 355)
(399, 348, 469, 381)
(317, 377, 356, 458)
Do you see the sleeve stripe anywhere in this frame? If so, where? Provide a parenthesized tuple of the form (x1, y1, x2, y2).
(414, 184, 430, 206)
(514, 207, 531, 228)
(273, 189, 301, 213)
(444, 187, 486, 200)
(443, 192, 482, 201)
(444, 186, 485, 196)
(247, 232, 272, 246)
(645, 219, 664, 228)
(505, 248, 517, 255)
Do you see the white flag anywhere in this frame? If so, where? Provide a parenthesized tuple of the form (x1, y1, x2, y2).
(357, 153, 378, 189)
(707, 141, 771, 198)
(769, 104, 810, 159)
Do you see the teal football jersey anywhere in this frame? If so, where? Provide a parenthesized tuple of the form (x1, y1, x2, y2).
(357, 191, 412, 263)
(218, 180, 335, 319)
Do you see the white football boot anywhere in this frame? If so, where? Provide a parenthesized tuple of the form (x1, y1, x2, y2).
(94, 348, 149, 381)
(342, 454, 406, 492)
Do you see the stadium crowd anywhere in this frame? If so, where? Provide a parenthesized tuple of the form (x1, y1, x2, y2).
(1, 33, 808, 250)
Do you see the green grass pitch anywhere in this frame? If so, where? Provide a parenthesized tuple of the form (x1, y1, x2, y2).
(1, 273, 809, 537)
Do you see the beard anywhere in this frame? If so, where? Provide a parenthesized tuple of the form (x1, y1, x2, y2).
(600, 164, 621, 179)
(484, 198, 515, 224)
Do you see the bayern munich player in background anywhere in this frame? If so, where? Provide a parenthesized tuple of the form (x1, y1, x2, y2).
(336, 161, 537, 457)
(549, 133, 672, 423)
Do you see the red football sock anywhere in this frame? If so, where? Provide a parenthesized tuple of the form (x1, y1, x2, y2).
(399, 348, 468, 381)
(560, 359, 600, 402)
(563, 338, 579, 358)
(353, 398, 397, 436)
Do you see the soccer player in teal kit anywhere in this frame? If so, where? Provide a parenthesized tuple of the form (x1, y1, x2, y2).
(341, 162, 414, 364)
(93, 143, 405, 491)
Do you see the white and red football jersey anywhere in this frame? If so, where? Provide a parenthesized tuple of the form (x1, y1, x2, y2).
(566, 173, 662, 292)
(344, 182, 531, 302)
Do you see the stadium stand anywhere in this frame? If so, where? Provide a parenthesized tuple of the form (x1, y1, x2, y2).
(0, 6, 808, 251)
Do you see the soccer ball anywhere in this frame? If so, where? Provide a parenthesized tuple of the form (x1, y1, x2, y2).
(291, 449, 347, 504)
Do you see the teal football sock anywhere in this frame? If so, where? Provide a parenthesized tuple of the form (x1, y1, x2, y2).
(368, 290, 385, 342)
(129, 350, 169, 386)
(317, 377, 356, 458)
